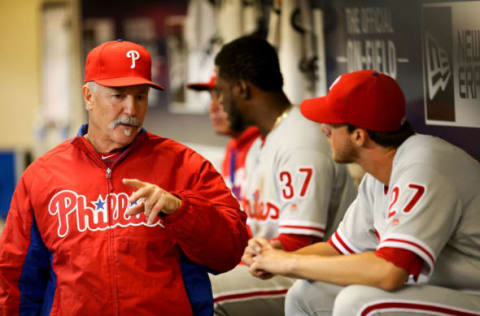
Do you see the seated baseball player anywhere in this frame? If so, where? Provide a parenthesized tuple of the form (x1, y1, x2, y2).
(210, 36, 357, 316)
(187, 73, 260, 201)
(244, 70, 480, 315)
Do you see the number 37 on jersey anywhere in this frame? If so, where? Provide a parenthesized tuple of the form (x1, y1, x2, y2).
(278, 167, 314, 200)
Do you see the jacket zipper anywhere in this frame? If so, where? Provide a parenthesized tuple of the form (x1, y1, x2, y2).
(106, 165, 119, 316)
(75, 134, 143, 316)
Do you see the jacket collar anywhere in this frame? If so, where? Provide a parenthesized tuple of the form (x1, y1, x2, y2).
(71, 124, 148, 167)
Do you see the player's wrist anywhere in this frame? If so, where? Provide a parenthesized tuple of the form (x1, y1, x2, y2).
(285, 253, 300, 276)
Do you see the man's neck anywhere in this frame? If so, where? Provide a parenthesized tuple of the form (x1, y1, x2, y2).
(254, 92, 291, 137)
(357, 147, 397, 185)
(84, 133, 125, 154)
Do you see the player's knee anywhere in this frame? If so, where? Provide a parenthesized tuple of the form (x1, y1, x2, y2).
(333, 285, 384, 315)
(286, 280, 338, 316)
(285, 280, 312, 315)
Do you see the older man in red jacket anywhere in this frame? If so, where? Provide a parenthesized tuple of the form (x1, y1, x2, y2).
(0, 40, 249, 316)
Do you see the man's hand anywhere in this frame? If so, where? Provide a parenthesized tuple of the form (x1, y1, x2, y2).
(269, 239, 283, 250)
(241, 237, 273, 279)
(249, 238, 297, 279)
(242, 237, 284, 267)
(123, 178, 182, 224)
(242, 238, 263, 267)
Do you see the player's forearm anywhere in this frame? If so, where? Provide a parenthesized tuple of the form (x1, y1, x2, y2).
(292, 241, 340, 256)
(286, 251, 409, 290)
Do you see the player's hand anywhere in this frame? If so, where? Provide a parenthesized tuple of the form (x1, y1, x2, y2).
(249, 238, 295, 279)
(269, 239, 283, 250)
(241, 237, 274, 279)
(242, 237, 264, 267)
(123, 178, 182, 224)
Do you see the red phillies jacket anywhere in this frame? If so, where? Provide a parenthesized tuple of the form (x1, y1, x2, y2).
(0, 127, 249, 316)
(221, 126, 260, 200)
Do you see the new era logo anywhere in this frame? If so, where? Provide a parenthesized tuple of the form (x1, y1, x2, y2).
(424, 31, 451, 100)
(422, 5, 455, 122)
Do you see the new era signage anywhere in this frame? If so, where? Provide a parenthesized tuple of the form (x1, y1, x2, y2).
(422, 2, 480, 128)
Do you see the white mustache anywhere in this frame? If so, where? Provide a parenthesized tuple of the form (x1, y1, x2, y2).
(109, 117, 140, 129)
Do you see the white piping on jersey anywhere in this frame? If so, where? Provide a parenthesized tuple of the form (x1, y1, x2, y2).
(278, 226, 324, 238)
(213, 289, 288, 305)
(278, 219, 325, 230)
(331, 228, 362, 254)
(212, 285, 289, 299)
(278, 219, 326, 238)
(357, 299, 480, 316)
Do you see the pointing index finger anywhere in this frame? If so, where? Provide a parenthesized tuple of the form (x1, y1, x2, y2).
(122, 178, 145, 189)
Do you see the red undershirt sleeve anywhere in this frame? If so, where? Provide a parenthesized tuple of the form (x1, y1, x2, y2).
(272, 233, 322, 252)
(375, 247, 423, 281)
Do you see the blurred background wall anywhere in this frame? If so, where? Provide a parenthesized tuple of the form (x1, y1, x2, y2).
(0, 0, 84, 159)
(2, 0, 480, 226)
(1, 0, 43, 150)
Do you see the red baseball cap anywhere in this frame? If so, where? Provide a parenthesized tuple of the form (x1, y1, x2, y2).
(301, 70, 406, 132)
(187, 75, 216, 91)
(84, 39, 164, 90)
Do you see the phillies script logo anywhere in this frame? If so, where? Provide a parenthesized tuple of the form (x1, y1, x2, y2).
(241, 190, 280, 220)
(48, 190, 163, 238)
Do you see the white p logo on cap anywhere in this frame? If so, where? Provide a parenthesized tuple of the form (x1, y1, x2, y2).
(126, 50, 140, 69)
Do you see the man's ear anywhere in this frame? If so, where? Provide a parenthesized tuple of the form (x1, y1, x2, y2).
(82, 85, 94, 111)
(351, 127, 368, 147)
(238, 80, 250, 100)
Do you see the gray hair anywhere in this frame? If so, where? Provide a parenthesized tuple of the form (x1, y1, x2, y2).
(85, 81, 99, 93)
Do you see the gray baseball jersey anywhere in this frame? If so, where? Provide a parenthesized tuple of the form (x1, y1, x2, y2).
(243, 106, 357, 241)
(331, 134, 480, 290)
(210, 107, 356, 316)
